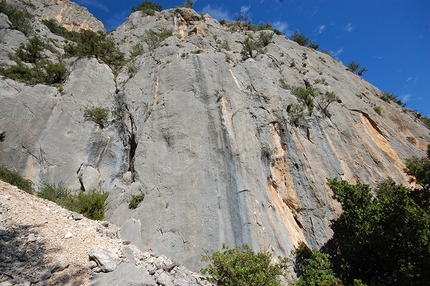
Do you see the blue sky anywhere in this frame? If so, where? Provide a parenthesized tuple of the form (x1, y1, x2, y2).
(75, 0, 430, 117)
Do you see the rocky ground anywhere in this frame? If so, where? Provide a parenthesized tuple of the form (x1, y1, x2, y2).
(0, 180, 214, 286)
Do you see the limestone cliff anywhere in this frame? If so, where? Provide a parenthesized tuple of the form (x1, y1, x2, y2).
(0, 3, 429, 272)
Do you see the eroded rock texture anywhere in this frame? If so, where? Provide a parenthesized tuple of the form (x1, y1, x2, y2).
(1, 4, 429, 272)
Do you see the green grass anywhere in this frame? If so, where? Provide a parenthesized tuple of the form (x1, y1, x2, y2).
(38, 183, 108, 220)
(0, 166, 33, 193)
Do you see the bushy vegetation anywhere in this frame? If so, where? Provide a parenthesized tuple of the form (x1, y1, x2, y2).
(380, 91, 405, 107)
(129, 192, 145, 209)
(131, 1, 163, 15)
(0, 166, 32, 193)
(201, 244, 290, 286)
(373, 105, 382, 115)
(64, 29, 125, 71)
(0, 0, 33, 35)
(347, 61, 368, 76)
(291, 31, 319, 50)
(293, 242, 343, 286)
(84, 106, 109, 127)
(240, 31, 273, 60)
(142, 28, 173, 51)
(181, 0, 194, 9)
(38, 183, 108, 220)
(325, 148, 430, 286)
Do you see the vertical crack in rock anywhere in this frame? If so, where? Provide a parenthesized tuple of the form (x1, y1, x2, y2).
(128, 114, 137, 181)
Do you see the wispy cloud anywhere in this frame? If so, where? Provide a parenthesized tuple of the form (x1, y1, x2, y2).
(315, 24, 325, 34)
(401, 94, 412, 102)
(332, 47, 344, 57)
(273, 21, 291, 35)
(406, 77, 412, 82)
(344, 23, 355, 32)
(75, 0, 108, 12)
(240, 5, 251, 15)
(202, 4, 231, 20)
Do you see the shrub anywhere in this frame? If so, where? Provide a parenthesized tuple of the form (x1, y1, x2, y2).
(181, 0, 194, 8)
(38, 182, 73, 208)
(74, 189, 108, 220)
(142, 28, 173, 51)
(288, 103, 305, 126)
(44, 61, 69, 84)
(380, 91, 405, 107)
(84, 106, 109, 127)
(129, 193, 145, 209)
(406, 136, 416, 145)
(347, 61, 368, 76)
(201, 244, 290, 286)
(290, 86, 316, 115)
(291, 31, 318, 50)
(326, 177, 430, 285)
(0, 131, 5, 142)
(420, 115, 430, 129)
(258, 31, 274, 47)
(131, 1, 163, 15)
(240, 37, 265, 60)
(0, 0, 33, 35)
(373, 105, 382, 115)
(38, 183, 108, 220)
(317, 91, 340, 117)
(0, 165, 33, 193)
(15, 36, 46, 63)
(293, 242, 342, 286)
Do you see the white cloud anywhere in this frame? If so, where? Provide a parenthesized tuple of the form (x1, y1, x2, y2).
(240, 5, 251, 15)
(332, 47, 343, 57)
(401, 94, 412, 102)
(202, 5, 230, 20)
(273, 21, 291, 35)
(315, 24, 325, 34)
(406, 77, 412, 82)
(75, 0, 108, 12)
(344, 23, 355, 32)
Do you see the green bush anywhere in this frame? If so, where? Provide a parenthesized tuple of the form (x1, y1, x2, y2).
(131, 1, 163, 15)
(142, 28, 173, 51)
(84, 106, 109, 127)
(0, 59, 68, 85)
(181, 0, 194, 8)
(290, 86, 316, 115)
(373, 105, 382, 115)
(288, 103, 305, 126)
(63, 30, 125, 70)
(129, 193, 145, 209)
(293, 242, 343, 286)
(0, 0, 33, 35)
(15, 36, 46, 63)
(326, 176, 430, 285)
(38, 183, 108, 220)
(201, 244, 290, 286)
(347, 61, 368, 76)
(74, 189, 108, 220)
(0, 165, 33, 193)
(291, 31, 318, 50)
(258, 31, 274, 47)
(380, 91, 405, 107)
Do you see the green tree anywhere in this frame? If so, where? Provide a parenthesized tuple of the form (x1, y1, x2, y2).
(294, 242, 343, 286)
(0, 0, 33, 35)
(131, 1, 163, 15)
(201, 244, 290, 286)
(181, 0, 194, 8)
(15, 36, 45, 63)
(405, 144, 430, 212)
(326, 176, 430, 285)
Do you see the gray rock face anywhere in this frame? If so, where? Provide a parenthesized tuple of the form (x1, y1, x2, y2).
(89, 249, 121, 273)
(1, 3, 429, 274)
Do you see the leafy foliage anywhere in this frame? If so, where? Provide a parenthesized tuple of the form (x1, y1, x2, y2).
(131, 1, 163, 15)
(373, 105, 382, 115)
(317, 91, 340, 117)
(201, 244, 290, 286)
(293, 242, 343, 286)
(380, 91, 405, 107)
(181, 0, 194, 8)
(84, 106, 109, 127)
(142, 28, 173, 51)
(15, 36, 45, 63)
(63, 30, 125, 70)
(0, 165, 33, 193)
(347, 61, 368, 76)
(38, 183, 108, 220)
(326, 176, 430, 285)
(129, 193, 145, 209)
(291, 31, 319, 50)
(405, 145, 430, 212)
(0, 0, 33, 35)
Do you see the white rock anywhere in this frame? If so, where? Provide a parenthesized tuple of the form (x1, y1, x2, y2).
(64, 231, 73, 239)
